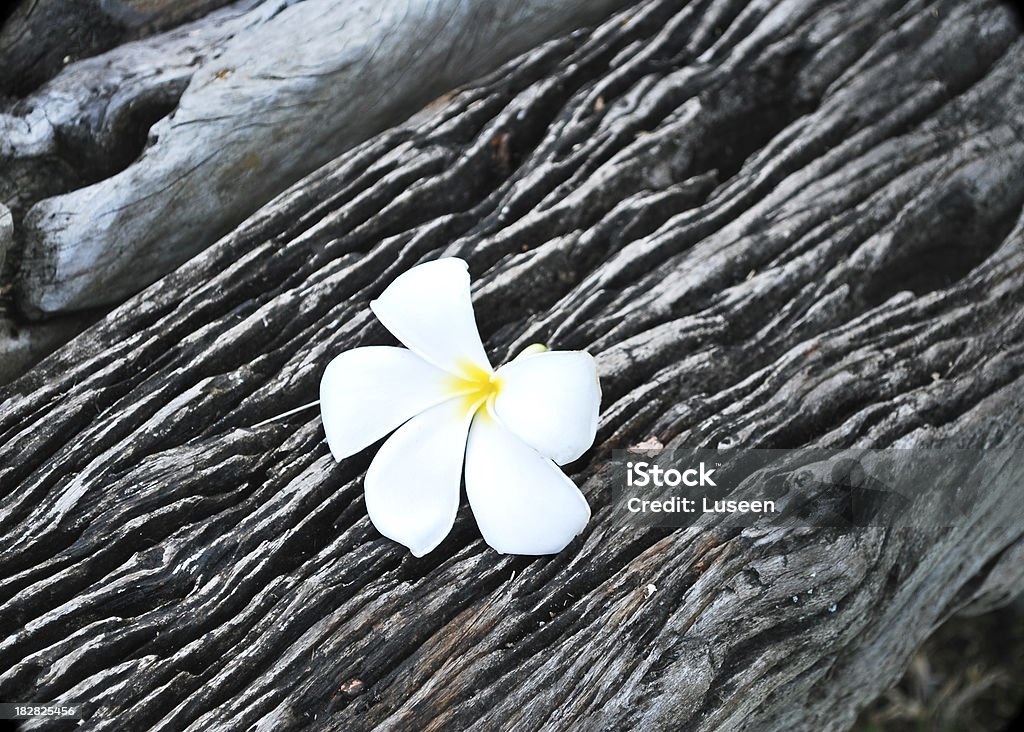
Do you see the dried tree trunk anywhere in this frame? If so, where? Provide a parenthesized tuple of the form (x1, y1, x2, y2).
(1, 0, 1024, 730)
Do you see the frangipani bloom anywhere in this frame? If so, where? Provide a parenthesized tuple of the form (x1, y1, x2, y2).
(320, 258, 600, 556)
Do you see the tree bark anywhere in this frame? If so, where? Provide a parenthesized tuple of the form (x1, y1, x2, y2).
(1, 0, 1023, 730)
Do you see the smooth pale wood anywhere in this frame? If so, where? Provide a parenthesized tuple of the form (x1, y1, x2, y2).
(10, 0, 629, 317)
(0, 0, 265, 220)
(1, 0, 1023, 730)
(0, 203, 10, 273)
(0, 1, 268, 379)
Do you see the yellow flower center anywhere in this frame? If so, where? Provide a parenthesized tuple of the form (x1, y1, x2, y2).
(448, 360, 502, 417)
(445, 345, 548, 418)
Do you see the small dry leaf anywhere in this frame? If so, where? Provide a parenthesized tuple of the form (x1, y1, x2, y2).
(338, 679, 365, 697)
(633, 437, 664, 451)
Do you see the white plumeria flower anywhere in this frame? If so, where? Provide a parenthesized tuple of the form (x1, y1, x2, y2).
(319, 258, 600, 557)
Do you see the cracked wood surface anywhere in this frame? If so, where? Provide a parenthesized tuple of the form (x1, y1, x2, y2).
(1, 0, 1024, 730)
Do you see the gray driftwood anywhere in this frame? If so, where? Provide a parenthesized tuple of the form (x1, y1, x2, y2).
(1, 0, 1024, 730)
(0, 0, 236, 97)
(0, 0, 266, 222)
(5, 0, 628, 317)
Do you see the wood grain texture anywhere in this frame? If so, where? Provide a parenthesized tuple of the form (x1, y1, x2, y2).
(8, 0, 629, 317)
(1, 0, 1023, 730)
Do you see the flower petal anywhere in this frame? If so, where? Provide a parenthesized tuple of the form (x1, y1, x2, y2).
(364, 399, 471, 557)
(464, 414, 590, 555)
(320, 346, 453, 461)
(493, 350, 601, 465)
(370, 258, 491, 378)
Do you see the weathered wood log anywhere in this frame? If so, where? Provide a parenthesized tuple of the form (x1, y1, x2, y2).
(6, 0, 629, 317)
(0, 1, 274, 381)
(1, 0, 1023, 730)
(0, 0, 237, 97)
(0, 0, 265, 221)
